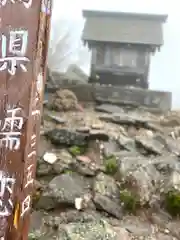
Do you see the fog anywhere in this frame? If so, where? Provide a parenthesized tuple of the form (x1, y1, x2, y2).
(51, 0, 179, 108)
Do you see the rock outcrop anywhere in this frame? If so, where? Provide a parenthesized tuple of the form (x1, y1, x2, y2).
(47, 89, 79, 111)
(30, 90, 180, 239)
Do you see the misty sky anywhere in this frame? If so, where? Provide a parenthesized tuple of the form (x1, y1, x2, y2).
(51, 0, 179, 108)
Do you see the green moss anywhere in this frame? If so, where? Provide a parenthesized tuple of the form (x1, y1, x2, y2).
(28, 235, 37, 240)
(69, 145, 85, 156)
(104, 156, 118, 175)
(28, 232, 41, 240)
(63, 169, 74, 174)
(165, 190, 180, 216)
(32, 190, 41, 202)
(120, 189, 140, 213)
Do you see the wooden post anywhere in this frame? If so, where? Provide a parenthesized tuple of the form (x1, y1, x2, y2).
(0, 1, 52, 239)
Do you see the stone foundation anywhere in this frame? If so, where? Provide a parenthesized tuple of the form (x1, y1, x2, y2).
(47, 84, 172, 111)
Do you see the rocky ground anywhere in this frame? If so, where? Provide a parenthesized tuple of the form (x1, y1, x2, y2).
(29, 89, 180, 239)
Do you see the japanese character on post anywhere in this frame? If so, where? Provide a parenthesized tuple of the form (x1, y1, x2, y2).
(0, 30, 30, 75)
(0, 108, 24, 150)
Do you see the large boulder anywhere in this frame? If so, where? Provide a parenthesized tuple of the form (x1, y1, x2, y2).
(36, 173, 93, 210)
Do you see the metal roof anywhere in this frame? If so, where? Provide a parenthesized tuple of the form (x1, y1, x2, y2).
(82, 10, 168, 46)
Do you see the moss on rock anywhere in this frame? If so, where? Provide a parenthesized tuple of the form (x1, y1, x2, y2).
(120, 189, 140, 213)
(28, 231, 42, 240)
(32, 190, 42, 207)
(104, 155, 118, 175)
(69, 145, 85, 156)
(165, 189, 180, 216)
(63, 169, 74, 175)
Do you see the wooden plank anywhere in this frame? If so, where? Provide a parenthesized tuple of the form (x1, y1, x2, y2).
(0, 1, 52, 239)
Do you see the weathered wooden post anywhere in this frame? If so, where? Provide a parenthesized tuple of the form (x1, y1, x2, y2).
(0, 1, 52, 239)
